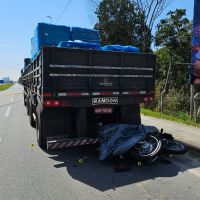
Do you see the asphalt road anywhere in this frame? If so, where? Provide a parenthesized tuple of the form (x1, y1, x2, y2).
(1, 83, 200, 200)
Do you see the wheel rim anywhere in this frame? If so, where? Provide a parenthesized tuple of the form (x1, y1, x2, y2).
(135, 135, 161, 157)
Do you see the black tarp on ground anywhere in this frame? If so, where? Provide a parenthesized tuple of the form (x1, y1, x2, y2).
(99, 124, 159, 160)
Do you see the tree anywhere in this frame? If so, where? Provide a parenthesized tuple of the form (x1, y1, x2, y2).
(152, 9, 192, 114)
(155, 9, 192, 63)
(88, 0, 171, 52)
(132, 0, 171, 34)
(94, 0, 152, 52)
(155, 47, 188, 89)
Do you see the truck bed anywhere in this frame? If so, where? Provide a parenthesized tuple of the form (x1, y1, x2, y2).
(22, 47, 156, 106)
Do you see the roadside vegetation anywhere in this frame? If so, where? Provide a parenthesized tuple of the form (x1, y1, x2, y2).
(141, 108, 200, 128)
(0, 83, 14, 91)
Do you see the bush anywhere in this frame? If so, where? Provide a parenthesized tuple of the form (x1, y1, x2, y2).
(142, 82, 190, 115)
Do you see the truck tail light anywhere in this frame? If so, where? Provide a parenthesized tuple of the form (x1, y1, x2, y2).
(149, 97, 154, 101)
(44, 100, 61, 107)
(43, 92, 52, 97)
(144, 97, 149, 102)
(143, 96, 154, 103)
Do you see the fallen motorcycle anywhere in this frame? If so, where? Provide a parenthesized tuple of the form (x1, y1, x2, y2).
(99, 124, 187, 163)
(129, 129, 187, 163)
(161, 131, 188, 155)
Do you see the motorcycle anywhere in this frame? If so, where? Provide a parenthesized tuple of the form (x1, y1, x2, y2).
(129, 129, 187, 163)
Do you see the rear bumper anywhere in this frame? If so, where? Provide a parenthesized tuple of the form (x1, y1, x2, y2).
(47, 136, 100, 150)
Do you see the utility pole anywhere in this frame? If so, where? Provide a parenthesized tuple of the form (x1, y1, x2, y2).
(190, 85, 195, 119)
(160, 61, 172, 113)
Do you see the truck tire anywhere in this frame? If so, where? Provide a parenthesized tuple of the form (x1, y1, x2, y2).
(36, 113, 46, 148)
(23, 94, 27, 106)
(26, 95, 30, 115)
(29, 100, 36, 128)
(163, 140, 187, 155)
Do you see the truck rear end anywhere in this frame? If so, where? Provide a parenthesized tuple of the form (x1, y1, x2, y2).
(21, 46, 156, 149)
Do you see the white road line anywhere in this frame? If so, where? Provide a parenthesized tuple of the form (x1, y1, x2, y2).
(11, 98, 14, 102)
(5, 106, 11, 117)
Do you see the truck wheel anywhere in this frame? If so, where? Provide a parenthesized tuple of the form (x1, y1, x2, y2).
(29, 101, 36, 128)
(23, 95, 27, 106)
(130, 134, 162, 160)
(163, 140, 187, 155)
(26, 96, 30, 115)
(36, 113, 46, 148)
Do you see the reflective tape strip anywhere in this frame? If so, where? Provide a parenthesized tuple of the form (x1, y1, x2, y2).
(140, 91, 146, 94)
(60, 142, 67, 149)
(73, 140, 81, 146)
(80, 139, 88, 145)
(113, 92, 120, 95)
(92, 91, 120, 96)
(58, 92, 90, 97)
(122, 91, 129, 95)
(122, 91, 147, 95)
(94, 138, 100, 143)
(92, 92, 100, 96)
(51, 142, 60, 150)
(65, 141, 74, 147)
(81, 93, 90, 96)
(47, 138, 100, 150)
(58, 93, 67, 97)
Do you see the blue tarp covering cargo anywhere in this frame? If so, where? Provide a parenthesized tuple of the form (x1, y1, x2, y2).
(102, 45, 140, 53)
(31, 23, 71, 60)
(58, 40, 101, 50)
(71, 27, 100, 44)
(99, 124, 158, 160)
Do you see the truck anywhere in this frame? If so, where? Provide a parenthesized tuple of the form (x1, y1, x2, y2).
(21, 36, 156, 150)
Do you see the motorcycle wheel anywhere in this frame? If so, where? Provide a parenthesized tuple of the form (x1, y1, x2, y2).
(130, 134, 162, 160)
(163, 140, 187, 154)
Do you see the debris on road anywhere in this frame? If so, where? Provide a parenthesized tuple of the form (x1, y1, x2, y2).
(30, 144, 35, 151)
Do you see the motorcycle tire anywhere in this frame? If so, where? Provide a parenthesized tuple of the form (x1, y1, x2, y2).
(163, 140, 187, 154)
(130, 134, 163, 160)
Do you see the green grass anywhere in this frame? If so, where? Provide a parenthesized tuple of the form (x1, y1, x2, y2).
(0, 83, 14, 91)
(141, 108, 200, 128)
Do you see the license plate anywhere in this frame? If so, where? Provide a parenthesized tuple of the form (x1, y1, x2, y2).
(92, 97, 118, 105)
(94, 107, 113, 114)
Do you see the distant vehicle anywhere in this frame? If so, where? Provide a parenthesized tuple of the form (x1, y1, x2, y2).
(3, 77, 10, 83)
(21, 23, 156, 149)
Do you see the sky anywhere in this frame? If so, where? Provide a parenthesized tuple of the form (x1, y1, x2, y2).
(0, 0, 195, 81)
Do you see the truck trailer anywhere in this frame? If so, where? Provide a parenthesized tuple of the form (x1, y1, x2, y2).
(21, 46, 156, 149)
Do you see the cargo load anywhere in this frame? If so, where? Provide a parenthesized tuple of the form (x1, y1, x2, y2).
(58, 40, 101, 50)
(102, 45, 140, 53)
(31, 23, 71, 59)
(71, 27, 100, 44)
